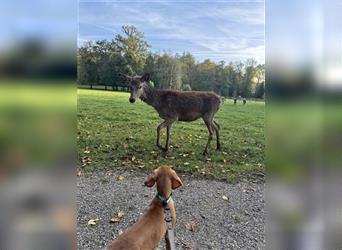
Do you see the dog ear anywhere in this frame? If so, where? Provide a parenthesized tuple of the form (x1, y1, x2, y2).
(144, 172, 157, 187)
(171, 172, 183, 190)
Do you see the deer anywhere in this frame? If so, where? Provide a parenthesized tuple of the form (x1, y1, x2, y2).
(123, 73, 224, 155)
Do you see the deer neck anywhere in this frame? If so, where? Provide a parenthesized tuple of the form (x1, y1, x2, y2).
(140, 84, 157, 106)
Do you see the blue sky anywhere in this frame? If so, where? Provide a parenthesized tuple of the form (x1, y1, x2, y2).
(79, 0, 264, 64)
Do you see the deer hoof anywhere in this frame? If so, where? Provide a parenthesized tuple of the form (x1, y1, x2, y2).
(216, 146, 221, 151)
(202, 150, 208, 156)
(157, 145, 168, 152)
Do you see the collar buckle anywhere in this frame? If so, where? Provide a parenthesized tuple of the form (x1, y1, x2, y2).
(156, 193, 172, 207)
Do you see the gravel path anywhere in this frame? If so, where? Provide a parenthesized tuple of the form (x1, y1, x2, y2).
(77, 169, 265, 250)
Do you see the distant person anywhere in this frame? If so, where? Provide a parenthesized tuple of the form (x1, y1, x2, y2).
(243, 98, 246, 105)
(234, 98, 237, 104)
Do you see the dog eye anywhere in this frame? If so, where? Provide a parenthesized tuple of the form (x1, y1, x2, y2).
(138, 85, 142, 89)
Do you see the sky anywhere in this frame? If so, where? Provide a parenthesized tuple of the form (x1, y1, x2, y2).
(78, 0, 265, 64)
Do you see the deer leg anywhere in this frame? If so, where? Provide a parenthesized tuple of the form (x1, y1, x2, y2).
(213, 120, 220, 130)
(203, 117, 214, 155)
(212, 120, 221, 150)
(156, 121, 168, 149)
(164, 119, 177, 151)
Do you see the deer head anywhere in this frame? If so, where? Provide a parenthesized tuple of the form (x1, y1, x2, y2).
(122, 73, 150, 103)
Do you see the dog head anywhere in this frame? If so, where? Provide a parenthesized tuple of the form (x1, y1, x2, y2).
(144, 165, 182, 191)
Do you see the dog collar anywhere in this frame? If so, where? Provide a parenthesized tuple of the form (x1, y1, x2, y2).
(156, 193, 172, 207)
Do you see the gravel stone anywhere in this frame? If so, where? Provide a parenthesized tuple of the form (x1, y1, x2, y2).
(77, 169, 265, 250)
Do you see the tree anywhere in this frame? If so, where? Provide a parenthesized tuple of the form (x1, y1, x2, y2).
(152, 53, 182, 90)
(179, 52, 196, 89)
(77, 41, 99, 85)
(240, 58, 257, 97)
(115, 25, 150, 75)
(77, 26, 265, 98)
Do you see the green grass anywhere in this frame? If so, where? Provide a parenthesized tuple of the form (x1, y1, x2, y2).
(77, 89, 265, 182)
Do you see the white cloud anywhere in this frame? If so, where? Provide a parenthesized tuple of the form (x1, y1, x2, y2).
(78, 1, 264, 63)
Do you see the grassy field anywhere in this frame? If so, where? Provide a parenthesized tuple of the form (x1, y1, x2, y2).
(77, 89, 265, 182)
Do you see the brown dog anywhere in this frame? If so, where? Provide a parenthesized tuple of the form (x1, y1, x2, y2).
(107, 166, 183, 250)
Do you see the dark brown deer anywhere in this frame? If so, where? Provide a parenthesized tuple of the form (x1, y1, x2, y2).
(123, 73, 224, 155)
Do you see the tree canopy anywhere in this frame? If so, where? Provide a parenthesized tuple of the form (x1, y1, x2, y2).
(78, 25, 265, 98)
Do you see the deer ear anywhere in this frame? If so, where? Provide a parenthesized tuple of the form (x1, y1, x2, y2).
(140, 73, 150, 82)
(171, 172, 182, 190)
(144, 172, 157, 187)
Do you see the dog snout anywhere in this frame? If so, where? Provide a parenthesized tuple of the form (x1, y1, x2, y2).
(129, 98, 136, 103)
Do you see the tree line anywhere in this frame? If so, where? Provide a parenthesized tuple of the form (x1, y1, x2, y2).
(78, 25, 265, 98)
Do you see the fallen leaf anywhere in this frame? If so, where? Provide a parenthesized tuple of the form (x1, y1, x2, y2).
(185, 221, 197, 232)
(76, 170, 81, 177)
(222, 195, 229, 201)
(110, 217, 121, 223)
(110, 211, 125, 223)
(117, 175, 124, 181)
(180, 239, 196, 250)
(117, 211, 125, 218)
(87, 219, 99, 226)
(233, 213, 241, 223)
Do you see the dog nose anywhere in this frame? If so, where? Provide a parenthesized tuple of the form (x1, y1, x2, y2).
(129, 98, 136, 103)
